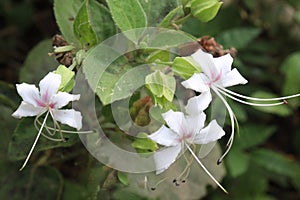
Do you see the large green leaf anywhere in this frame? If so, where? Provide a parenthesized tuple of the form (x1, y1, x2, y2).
(281, 51, 300, 108)
(54, 0, 83, 45)
(8, 118, 79, 161)
(107, 0, 147, 43)
(19, 39, 58, 83)
(216, 27, 261, 49)
(73, 0, 116, 47)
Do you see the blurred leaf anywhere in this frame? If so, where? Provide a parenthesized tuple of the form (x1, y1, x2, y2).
(19, 39, 58, 83)
(146, 50, 171, 63)
(54, 65, 75, 92)
(172, 56, 201, 79)
(159, 6, 184, 28)
(118, 171, 129, 186)
(251, 149, 300, 183)
(63, 181, 87, 200)
(0, 82, 19, 109)
(113, 190, 146, 200)
(131, 132, 158, 153)
(251, 91, 292, 116)
(138, 0, 180, 27)
(216, 27, 261, 49)
(191, 0, 223, 22)
(226, 148, 249, 178)
(107, 0, 147, 43)
(281, 51, 300, 108)
(0, 165, 63, 200)
(73, 0, 115, 47)
(54, 0, 83, 45)
(8, 118, 79, 161)
(237, 124, 277, 149)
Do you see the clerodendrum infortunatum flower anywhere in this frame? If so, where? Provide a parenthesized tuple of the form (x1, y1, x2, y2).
(12, 72, 82, 170)
(148, 109, 227, 193)
(181, 49, 300, 164)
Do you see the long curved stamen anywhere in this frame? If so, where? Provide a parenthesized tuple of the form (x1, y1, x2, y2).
(217, 85, 300, 101)
(212, 87, 236, 164)
(20, 111, 50, 171)
(217, 89, 285, 107)
(34, 117, 64, 142)
(49, 110, 65, 141)
(185, 143, 228, 194)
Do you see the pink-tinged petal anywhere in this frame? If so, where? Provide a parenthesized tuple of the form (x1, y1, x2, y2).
(39, 72, 61, 103)
(12, 101, 46, 118)
(162, 110, 185, 136)
(51, 109, 82, 130)
(219, 68, 248, 88)
(191, 49, 219, 80)
(185, 112, 206, 141)
(213, 53, 233, 74)
(16, 83, 41, 107)
(153, 144, 181, 174)
(148, 125, 179, 146)
(185, 92, 212, 115)
(51, 92, 80, 109)
(193, 120, 225, 144)
(181, 73, 210, 93)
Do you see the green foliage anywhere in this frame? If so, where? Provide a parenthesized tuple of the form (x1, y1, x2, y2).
(54, 65, 75, 92)
(131, 132, 158, 153)
(172, 56, 201, 79)
(191, 0, 223, 22)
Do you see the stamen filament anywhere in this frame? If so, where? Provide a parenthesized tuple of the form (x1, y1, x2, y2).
(185, 143, 228, 194)
(217, 85, 300, 101)
(20, 111, 50, 171)
(217, 88, 284, 107)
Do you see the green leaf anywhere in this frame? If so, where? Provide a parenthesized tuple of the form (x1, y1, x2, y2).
(107, 0, 147, 43)
(53, 65, 75, 92)
(131, 132, 158, 153)
(252, 149, 300, 181)
(251, 91, 292, 116)
(146, 50, 171, 63)
(63, 181, 87, 200)
(117, 171, 129, 186)
(216, 27, 261, 49)
(226, 148, 249, 177)
(19, 39, 58, 83)
(8, 118, 79, 161)
(281, 51, 300, 108)
(140, 0, 180, 26)
(237, 124, 277, 149)
(74, 0, 116, 47)
(54, 0, 83, 45)
(191, 0, 223, 22)
(172, 56, 201, 79)
(159, 6, 184, 28)
(146, 71, 176, 102)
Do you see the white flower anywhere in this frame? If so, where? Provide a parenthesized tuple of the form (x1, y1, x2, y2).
(12, 72, 82, 170)
(148, 109, 227, 192)
(12, 72, 82, 130)
(181, 49, 300, 163)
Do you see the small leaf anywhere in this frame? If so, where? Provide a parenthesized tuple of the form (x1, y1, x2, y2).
(54, 0, 82, 45)
(251, 91, 292, 116)
(19, 39, 58, 83)
(172, 56, 201, 79)
(216, 27, 261, 49)
(53, 65, 75, 92)
(191, 0, 223, 22)
(159, 6, 184, 28)
(107, 0, 147, 43)
(117, 171, 129, 186)
(131, 132, 158, 153)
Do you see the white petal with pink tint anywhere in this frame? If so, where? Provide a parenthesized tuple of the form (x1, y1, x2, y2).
(16, 83, 41, 107)
(51, 109, 82, 130)
(51, 92, 80, 109)
(148, 125, 179, 146)
(39, 72, 61, 102)
(185, 92, 212, 116)
(12, 102, 46, 118)
(193, 120, 225, 144)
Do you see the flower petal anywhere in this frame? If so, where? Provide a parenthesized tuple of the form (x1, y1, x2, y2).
(51, 92, 80, 109)
(191, 49, 219, 80)
(213, 53, 233, 74)
(153, 144, 181, 174)
(193, 120, 225, 144)
(16, 83, 41, 107)
(39, 72, 61, 103)
(51, 109, 82, 130)
(12, 101, 46, 118)
(185, 92, 212, 115)
(185, 112, 206, 142)
(219, 68, 248, 88)
(181, 73, 210, 93)
(162, 110, 186, 136)
(148, 125, 179, 146)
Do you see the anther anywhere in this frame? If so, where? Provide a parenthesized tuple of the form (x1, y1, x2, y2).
(181, 180, 186, 183)
(283, 100, 288, 104)
(151, 187, 156, 191)
(217, 158, 222, 165)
